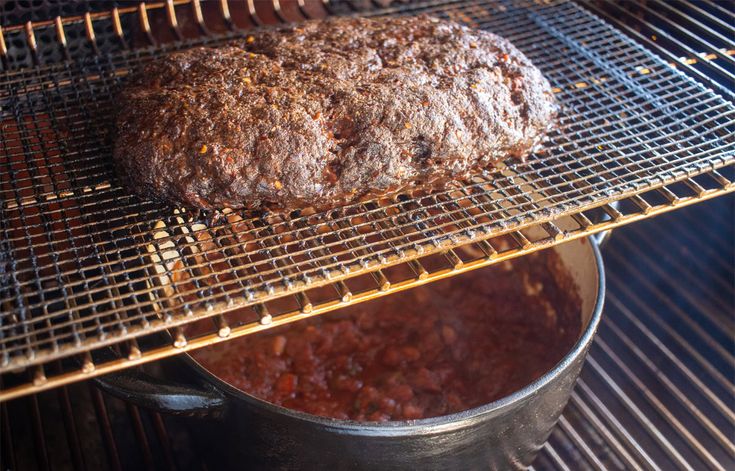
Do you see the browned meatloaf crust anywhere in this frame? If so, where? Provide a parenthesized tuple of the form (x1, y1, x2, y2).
(113, 16, 557, 212)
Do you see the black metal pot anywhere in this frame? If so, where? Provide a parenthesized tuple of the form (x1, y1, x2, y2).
(98, 237, 605, 471)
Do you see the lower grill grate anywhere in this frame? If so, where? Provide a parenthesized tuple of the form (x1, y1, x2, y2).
(540, 194, 735, 470)
(1, 195, 731, 470)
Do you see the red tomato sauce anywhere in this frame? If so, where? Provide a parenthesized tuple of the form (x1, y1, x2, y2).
(190, 249, 582, 421)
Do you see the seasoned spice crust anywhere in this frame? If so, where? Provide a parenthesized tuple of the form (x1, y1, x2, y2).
(113, 16, 557, 212)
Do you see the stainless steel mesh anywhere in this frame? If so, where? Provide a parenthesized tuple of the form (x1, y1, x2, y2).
(1, 0, 734, 397)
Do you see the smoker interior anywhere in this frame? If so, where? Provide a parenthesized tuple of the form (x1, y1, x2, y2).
(2, 196, 732, 470)
(1, 0, 734, 469)
(1, 0, 733, 400)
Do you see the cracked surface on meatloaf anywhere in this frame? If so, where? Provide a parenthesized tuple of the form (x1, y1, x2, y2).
(113, 16, 557, 212)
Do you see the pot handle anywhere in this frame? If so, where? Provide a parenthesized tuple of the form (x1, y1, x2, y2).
(96, 366, 226, 416)
(592, 229, 612, 248)
(590, 201, 619, 248)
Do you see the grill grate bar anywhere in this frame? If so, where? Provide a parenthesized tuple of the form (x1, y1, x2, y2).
(607, 273, 734, 397)
(608, 249, 734, 365)
(90, 384, 122, 471)
(575, 379, 660, 469)
(683, 208, 733, 249)
(657, 211, 732, 278)
(608, 293, 734, 423)
(585, 356, 693, 469)
(648, 0, 735, 51)
(126, 403, 156, 471)
(619, 225, 734, 324)
(150, 412, 178, 471)
(57, 384, 86, 471)
(699, 0, 735, 23)
(602, 315, 735, 454)
(679, 0, 735, 33)
(568, 391, 654, 470)
(28, 394, 50, 471)
(0, 404, 15, 469)
(542, 442, 572, 471)
(618, 0, 734, 69)
(557, 414, 609, 470)
(594, 336, 726, 469)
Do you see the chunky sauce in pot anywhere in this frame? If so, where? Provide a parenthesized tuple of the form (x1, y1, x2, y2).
(190, 249, 581, 421)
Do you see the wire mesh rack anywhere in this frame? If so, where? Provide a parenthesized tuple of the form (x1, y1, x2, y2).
(581, 0, 735, 100)
(2, 195, 731, 470)
(1, 0, 733, 400)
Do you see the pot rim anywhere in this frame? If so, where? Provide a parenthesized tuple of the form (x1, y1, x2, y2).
(183, 237, 605, 435)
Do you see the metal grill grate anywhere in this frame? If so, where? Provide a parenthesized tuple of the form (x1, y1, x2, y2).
(1, 0, 734, 399)
(1, 195, 731, 470)
(538, 195, 735, 471)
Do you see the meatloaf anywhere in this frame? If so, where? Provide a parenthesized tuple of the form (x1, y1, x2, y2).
(113, 16, 557, 212)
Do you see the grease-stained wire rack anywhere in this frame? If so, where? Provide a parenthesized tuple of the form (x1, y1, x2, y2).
(0, 0, 733, 400)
